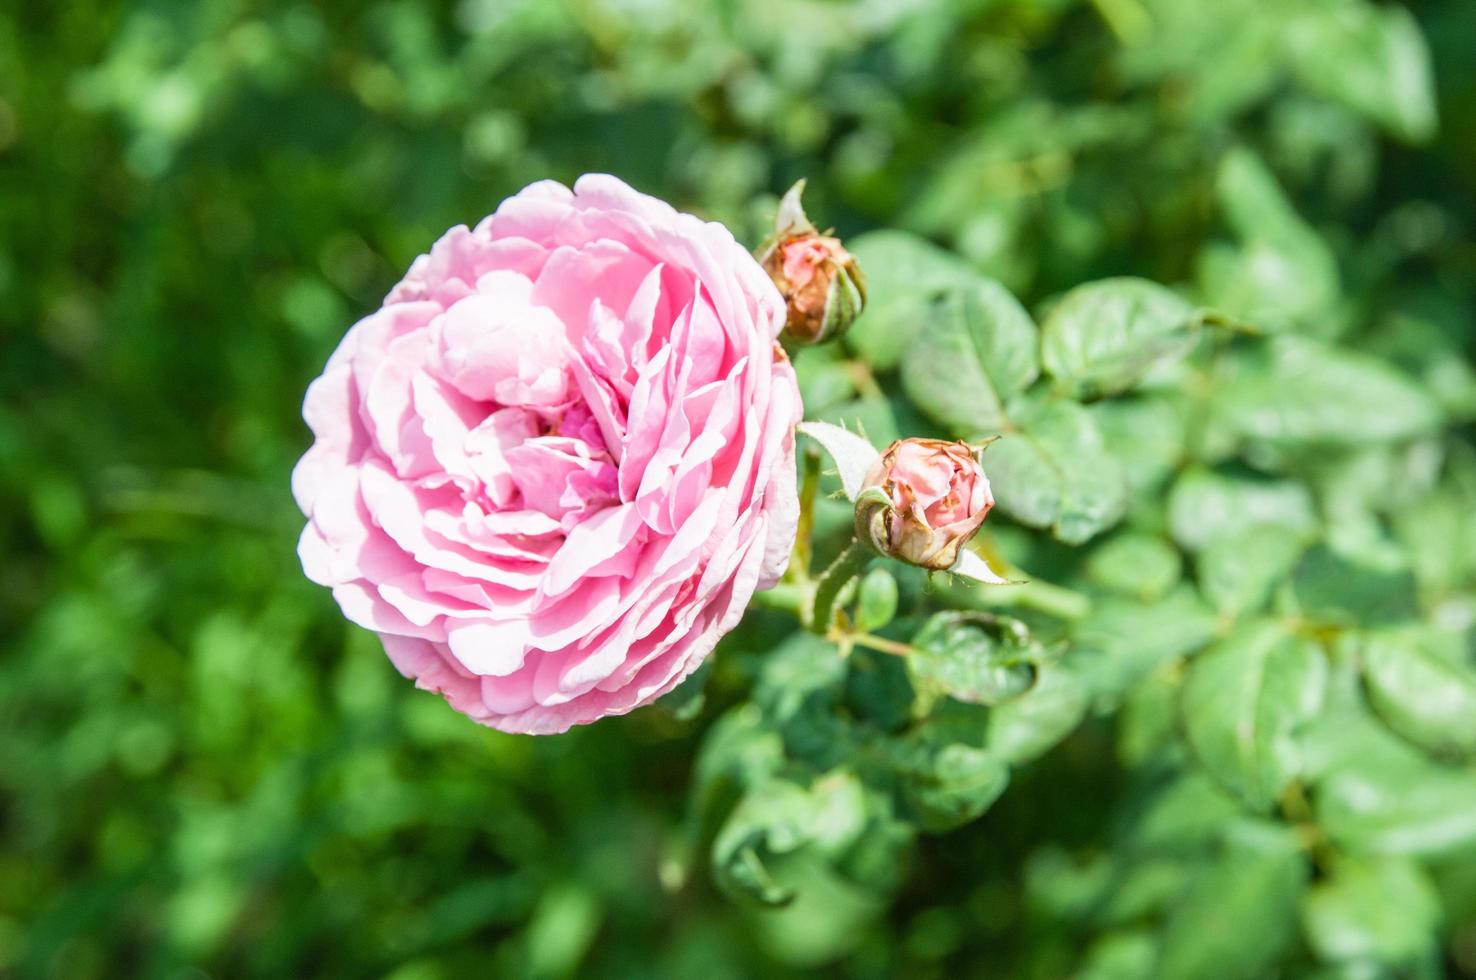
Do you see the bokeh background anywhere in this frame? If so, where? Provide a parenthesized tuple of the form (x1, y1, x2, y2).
(4, 1, 1476, 977)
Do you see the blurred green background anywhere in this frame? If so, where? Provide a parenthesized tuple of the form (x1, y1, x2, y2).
(4, 1, 1476, 977)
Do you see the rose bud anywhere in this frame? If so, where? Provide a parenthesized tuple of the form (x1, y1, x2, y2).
(855, 439, 994, 571)
(758, 180, 866, 345)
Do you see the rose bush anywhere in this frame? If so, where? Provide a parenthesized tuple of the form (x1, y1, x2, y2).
(292, 175, 802, 734)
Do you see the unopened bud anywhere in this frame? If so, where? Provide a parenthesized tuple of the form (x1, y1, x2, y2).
(855, 438, 994, 571)
(759, 180, 866, 345)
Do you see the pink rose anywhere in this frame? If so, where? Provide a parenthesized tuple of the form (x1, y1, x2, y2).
(292, 175, 802, 734)
(856, 439, 993, 570)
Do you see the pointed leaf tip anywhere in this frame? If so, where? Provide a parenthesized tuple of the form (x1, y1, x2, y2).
(951, 549, 1020, 586)
(796, 421, 882, 502)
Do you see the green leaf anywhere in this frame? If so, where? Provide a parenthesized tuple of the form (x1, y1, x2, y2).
(693, 705, 785, 802)
(909, 611, 1040, 707)
(1361, 629, 1476, 760)
(1291, 545, 1420, 628)
(1199, 148, 1340, 330)
(1118, 672, 1184, 769)
(1181, 622, 1328, 810)
(656, 657, 711, 723)
(1217, 337, 1442, 448)
(986, 664, 1089, 765)
(900, 281, 1038, 436)
(1129, 772, 1248, 853)
(1315, 749, 1476, 857)
(1196, 525, 1305, 617)
(1155, 821, 1309, 980)
(988, 399, 1128, 544)
(1040, 277, 1198, 398)
(1092, 395, 1189, 496)
(711, 779, 820, 905)
(1086, 533, 1183, 601)
(1302, 856, 1441, 964)
(1167, 466, 1318, 552)
(1286, 3, 1438, 144)
(844, 231, 985, 371)
(710, 773, 869, 907)
(752, 634, 852, 770)
(895, 739, 1010, 834)
(843, 649, 914, 733)
(1077, 931, 1158, 980)
(852, 567, 899, 633)
(792, 344, 858, 417)
(1072, 586, 1221, 704)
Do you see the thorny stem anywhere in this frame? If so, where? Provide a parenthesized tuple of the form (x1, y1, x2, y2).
(808, 538, 873, 636)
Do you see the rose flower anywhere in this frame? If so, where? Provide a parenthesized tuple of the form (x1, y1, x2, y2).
(292, 176, 802, 734)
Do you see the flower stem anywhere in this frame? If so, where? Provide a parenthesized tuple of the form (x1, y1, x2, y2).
(792, 447, 820, 582)
(807, 537, 872, 635)
(829, 629, 915, 658)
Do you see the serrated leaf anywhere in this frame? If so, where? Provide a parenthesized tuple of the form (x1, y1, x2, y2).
(1040, 277, 1198, 398)
(909, 611, 1041, 706)
(988, 400, 1128, 544)
(1181, 622, 1328, 810)
(900, 281, 1038, 436)
(1361, 629, 1476, 759)
(986, 664, 1088, 765)
(796, 421, 881, 502)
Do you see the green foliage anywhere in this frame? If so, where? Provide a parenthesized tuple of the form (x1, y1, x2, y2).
(900, 280, 1038, 435)
(1039, 277, 1198, 398)
(5, 0, 1476, 977)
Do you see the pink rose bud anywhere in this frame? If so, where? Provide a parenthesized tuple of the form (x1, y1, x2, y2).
(856, 439, 994, 571)
(758, 180, 866, 345)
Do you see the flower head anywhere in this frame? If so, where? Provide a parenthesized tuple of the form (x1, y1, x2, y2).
(856, 439, 993, 571)
(293, 175, 802, 734)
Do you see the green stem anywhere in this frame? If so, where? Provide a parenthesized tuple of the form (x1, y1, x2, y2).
(807, 538, 873, 635)
(790, 448, 821, 583)
(830, 629, 915, 658)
